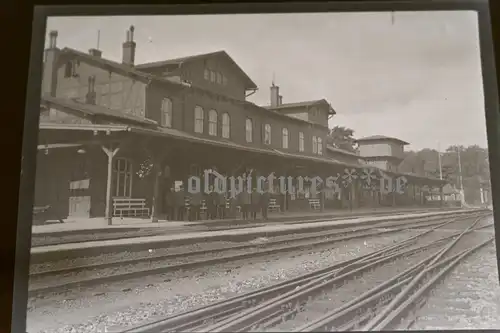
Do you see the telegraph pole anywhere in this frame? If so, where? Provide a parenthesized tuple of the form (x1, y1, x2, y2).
(437, 142, 443, 180)
(457, 146, 465, 206)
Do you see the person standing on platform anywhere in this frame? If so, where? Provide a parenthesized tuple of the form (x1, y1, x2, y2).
(260, 187, 271, 221)
(165, 187, 174, 221)
(207, 186, 218, 220)
(216, 190, 226, 219)
(250, 187, 260, 220)
(173, 185, 186, 221)
(189, 189, 202, 221)
(239, 186, 251, 220)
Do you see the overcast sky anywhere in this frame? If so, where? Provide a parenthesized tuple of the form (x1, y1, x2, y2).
(46, 11, 488, 151)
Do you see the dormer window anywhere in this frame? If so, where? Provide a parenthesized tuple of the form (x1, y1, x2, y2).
(64, 60, 79, 78)
(204, 68, 226, 86)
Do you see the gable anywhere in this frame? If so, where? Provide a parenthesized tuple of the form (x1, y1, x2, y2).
(136, 51, 257, 90)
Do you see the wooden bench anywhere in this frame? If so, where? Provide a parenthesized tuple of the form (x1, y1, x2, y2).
(309, 198, 321, 210)
(268, 198, 281, 212)
(33, 205, 51, 215)
(113, 198, 150, 218)
(33, 205, 65, 225)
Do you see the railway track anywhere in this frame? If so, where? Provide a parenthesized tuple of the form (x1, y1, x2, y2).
(30, 208, 458, 247)
(28, 211, 487, 298)
(121, 212, 493, 333)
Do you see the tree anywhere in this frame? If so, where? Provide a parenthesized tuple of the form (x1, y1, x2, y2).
(327, 126, 357, 152)
(399, 144, 490, 204)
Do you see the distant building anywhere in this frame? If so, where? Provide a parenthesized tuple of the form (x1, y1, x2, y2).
(356, 135, 409, 172)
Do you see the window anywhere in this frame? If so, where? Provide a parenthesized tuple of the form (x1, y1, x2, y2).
(222, 75, 227, 86)
(216, 72, 222, 84)
(64, 60, 79, 78)
(113, 158, 133, 198)
(264, 124, 272, 145)
(204, 69, 210, 80)
(209, 109, 218, 136)
(317, 137, 323, 155)
(245, 118, 253, 143)
(299, 132, 305, 152)
(312, 136, 318, 154)
(210, 70, 216, 82)
(194, 106, 204, 133)
(161, 98, 172, 128)
(64, 62, 73, 78)
(282, 128, 289, 149)
(222, 113, 230, 139)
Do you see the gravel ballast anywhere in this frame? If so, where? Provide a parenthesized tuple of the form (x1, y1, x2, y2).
(27, 230, 419, 333)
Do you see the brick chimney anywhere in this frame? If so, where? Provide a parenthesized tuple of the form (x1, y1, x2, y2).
(270, 83, 279, 108)
(122, 25, 136, 66)
(42, 30, 60, 97)
(89, 48, 102, 58)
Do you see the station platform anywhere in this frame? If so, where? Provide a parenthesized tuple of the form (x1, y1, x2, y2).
(30, 208, 482, 261)
(32, 207, 451, 237)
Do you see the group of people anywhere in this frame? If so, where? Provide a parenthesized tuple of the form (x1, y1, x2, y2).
(164, 185, 226, 221)
(163, 185, 272, 221)
(236, 187, 271, 221)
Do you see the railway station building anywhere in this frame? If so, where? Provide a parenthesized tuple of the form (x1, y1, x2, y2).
(35, 27, 447, 224)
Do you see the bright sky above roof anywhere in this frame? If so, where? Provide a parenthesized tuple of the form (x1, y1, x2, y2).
(46, 11, 488, 151)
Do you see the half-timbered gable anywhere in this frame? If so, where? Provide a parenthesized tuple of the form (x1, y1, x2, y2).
(136, 50, 258, 101)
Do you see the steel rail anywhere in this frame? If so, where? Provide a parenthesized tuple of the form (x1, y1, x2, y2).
(361, 215, 486, 331)
(121, 219, 453, 333)
(370, 235, 495, 331)
(198, 226, 475, 333)
(121, 232, 423, 333)
(30, 213, 483, 297)
(26, 222, 434, 297)
(122, 217, 490, 333)
(31, 213, 469, 279)
(295, 227, 493, 332)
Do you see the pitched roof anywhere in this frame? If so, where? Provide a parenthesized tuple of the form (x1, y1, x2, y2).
(41, 96, 157, 127)
(59, 48, 329, 129)
(356, 135, 409, 145)
(60, 48, 188, 88)
(326, 145, 362, 158)
(265, 99, 336, 115)
(39, 120, 444, 185)
(127, 127, 445, 184)
(136, 50, 258, 90)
